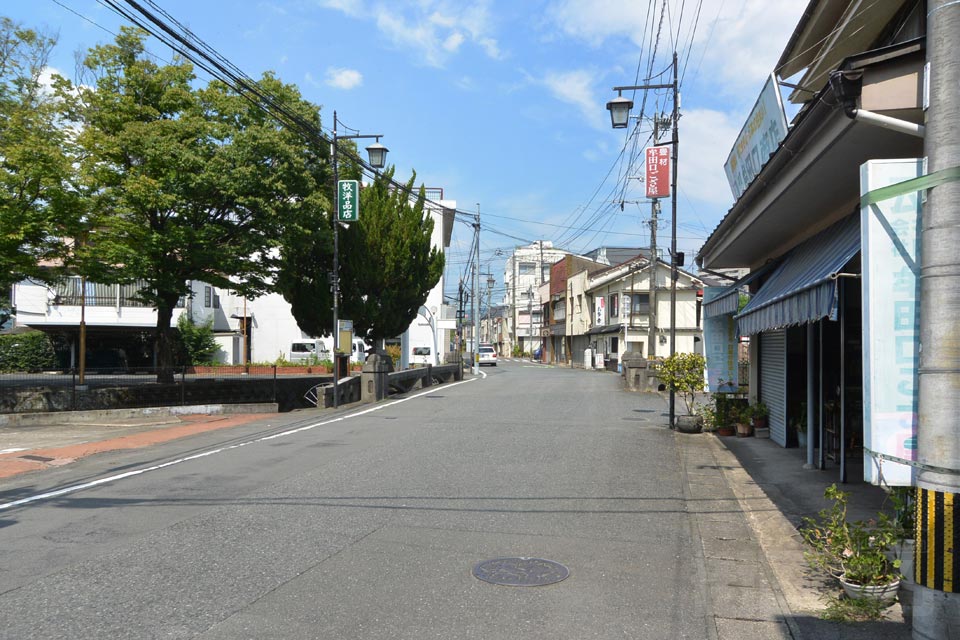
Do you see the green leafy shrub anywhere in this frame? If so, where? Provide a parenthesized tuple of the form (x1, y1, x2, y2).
(176, 315, 218, 365)
(0, 331, 57, 372)
(658, 352, 706, 414)
(800, 484, 900, 586)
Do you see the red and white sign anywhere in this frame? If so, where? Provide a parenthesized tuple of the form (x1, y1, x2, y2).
(645, 146, 671, 199)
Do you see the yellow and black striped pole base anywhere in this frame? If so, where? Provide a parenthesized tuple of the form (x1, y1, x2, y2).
(916, 487, 959, 593)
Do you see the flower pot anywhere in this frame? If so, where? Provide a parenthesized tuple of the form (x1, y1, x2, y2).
(754, 427, 770, 439)
(717, 425, 736, 437)
(735, 421, 753, 437)
(675, 414, 703, 434)
(839, 575, 900, 605)
(751, 416, 768, 430)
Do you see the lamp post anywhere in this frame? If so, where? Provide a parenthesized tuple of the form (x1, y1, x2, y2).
(331, 110, 388, 408)
(606, 51, 680, 429)
(418, 305, 439, 366)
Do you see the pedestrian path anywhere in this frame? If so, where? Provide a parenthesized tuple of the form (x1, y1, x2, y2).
(678, 432, 912, 639)
(0, 411, 272, 480)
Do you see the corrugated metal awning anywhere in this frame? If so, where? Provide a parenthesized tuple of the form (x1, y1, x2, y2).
(736, 213, 860, 336)
(703, 262, 779, 319)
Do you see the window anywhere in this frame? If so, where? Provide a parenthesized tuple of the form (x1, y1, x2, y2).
(518, 262, 535, 276)
(532, 311, 541, 324)
(576, 294, 582, 313)
(213, 293, 220, 309)
(609, 294, 619, 318)
(630, 293, 650, 315)
(204, 286, 212, 308)
(541, 265, 550, 282)
(610, 337, 619, 354)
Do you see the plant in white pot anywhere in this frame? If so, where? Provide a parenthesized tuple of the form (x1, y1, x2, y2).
(658, 352, 706, 433)
(800, 484, 901, 611)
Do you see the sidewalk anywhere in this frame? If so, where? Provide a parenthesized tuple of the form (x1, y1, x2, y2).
(0, 405, 278, 480)
(678, 431, 912, 640)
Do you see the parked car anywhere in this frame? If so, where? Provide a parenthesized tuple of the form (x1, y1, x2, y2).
(478, 345, 497, 366)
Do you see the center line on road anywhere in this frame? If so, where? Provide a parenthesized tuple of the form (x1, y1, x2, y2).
(0, 377, 477, 511)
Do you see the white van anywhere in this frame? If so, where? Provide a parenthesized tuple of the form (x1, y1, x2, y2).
(288, 339, 331, 363)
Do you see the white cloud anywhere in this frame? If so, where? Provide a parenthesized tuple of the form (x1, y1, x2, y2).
(325, 67, 364, 89)
(546, 0, 805, 94)
(443, 32, 465, 53)
(541, 69, 606, 130)
(676, 108, 740, 206)
(322, 0, 502, 67)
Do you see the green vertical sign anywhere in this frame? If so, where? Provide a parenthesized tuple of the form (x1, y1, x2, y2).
(337, 180, 359, 222)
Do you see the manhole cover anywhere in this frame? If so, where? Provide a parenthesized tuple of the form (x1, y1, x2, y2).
(473, 557, 570, 587)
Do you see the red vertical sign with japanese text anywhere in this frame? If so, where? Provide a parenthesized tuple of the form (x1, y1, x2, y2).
(645, 147, 671, 199)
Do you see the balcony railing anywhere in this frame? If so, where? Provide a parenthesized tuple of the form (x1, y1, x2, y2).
(53, 278, 186, 308)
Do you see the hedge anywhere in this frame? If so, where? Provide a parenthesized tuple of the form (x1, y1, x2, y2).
(0, 331, 57, 372)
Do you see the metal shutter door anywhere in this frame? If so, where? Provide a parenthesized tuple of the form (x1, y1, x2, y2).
(760, 329, 788, 446)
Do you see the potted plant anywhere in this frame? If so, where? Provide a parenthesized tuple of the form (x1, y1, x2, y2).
(734, 405, 753, 437)
(696, 401, 718, 433)
(750, 401, 769, 429)
(658, 352, 706, 433)
(801, 484, 901, 605)
(793, 401, 808, 448)
(714, 393, 736, 436)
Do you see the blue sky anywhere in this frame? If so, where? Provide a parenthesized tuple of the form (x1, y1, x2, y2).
(8, 0, 807, 303)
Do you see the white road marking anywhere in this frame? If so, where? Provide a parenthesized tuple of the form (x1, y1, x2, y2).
(0, 448, 28, 455)
(0, 378, 477, 511)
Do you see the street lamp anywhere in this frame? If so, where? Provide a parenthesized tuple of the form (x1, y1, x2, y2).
(606, 93, 634, 129)
(607, 52, 680, 430)
(331, 110, 388, 408)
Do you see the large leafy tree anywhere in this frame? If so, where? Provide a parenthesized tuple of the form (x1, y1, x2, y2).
(279, 167, 444, 346)
(0, 18, 83, 296)
(72, 28, 328, 380)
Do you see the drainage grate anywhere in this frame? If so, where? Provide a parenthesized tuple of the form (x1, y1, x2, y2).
(473, 557, 569, 587)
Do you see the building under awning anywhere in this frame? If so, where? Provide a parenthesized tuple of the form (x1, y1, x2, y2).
(735, 213, 860, 336)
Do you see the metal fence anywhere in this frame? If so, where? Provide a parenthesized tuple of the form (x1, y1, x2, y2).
(0, 366, 332, 414)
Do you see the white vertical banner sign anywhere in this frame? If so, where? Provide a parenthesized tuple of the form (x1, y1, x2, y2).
(860, 159, 922, 486)
(702, 287, 739, 392)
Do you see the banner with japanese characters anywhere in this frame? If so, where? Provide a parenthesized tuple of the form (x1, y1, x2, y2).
(645, 147, 671, 199)
(860, 159, 922, 486)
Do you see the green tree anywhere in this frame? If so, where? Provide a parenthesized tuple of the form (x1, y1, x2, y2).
(278, 168, 444, 347)
(175, 314, 218, 365)
(71, 28, 327, 381)
(0, 18, 83, 293)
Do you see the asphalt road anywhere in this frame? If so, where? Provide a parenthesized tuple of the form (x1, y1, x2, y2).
(0, 361, 711, 639)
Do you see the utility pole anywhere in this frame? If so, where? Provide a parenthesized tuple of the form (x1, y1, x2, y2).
(668, 51, 680, 430)
(528, 285, 534, 356)
(511, 256, 517, 355)
(473, 204, 481, 375)
(648, 111, 660, 361)
(914, 1, 960, 635)
(606, 51, 680, 428)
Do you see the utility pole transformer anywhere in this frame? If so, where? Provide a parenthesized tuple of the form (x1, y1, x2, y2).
(914, 1, 960, 636)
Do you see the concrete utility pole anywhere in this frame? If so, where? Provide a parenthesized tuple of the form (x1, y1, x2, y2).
(473, 204, 480, 375)
(914, 1, 960, 636)
(668, 51, 680, 429)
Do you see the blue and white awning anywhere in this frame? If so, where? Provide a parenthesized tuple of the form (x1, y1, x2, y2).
(736, 214, 860, 336)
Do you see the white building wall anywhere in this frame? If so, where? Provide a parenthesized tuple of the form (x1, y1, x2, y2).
(400, 199, 455, 368)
